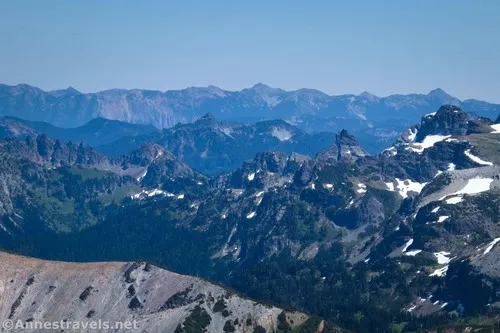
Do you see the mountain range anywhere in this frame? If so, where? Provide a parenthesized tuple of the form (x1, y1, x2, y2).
(2, 104, 500, 332)
(2, 83, 499, 154)
(0, 114, 338, 174)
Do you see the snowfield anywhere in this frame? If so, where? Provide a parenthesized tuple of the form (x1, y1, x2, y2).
(464, 149, 493, 166)
(434, 251, 452, 264)
(484, 237, 500, 255)
(440, 177, 494, 205)
(430, 265, 449, 277)
(406, 135, 451, 154)
(491, 124, 500, 133)
(386, 178, 428, 198)
(271, 127, 292, 141)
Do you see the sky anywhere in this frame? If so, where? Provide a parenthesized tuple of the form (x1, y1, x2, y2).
(0, 0, 499, 102)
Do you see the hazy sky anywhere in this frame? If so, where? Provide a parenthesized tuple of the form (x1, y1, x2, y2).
(1, 0, 499, 102)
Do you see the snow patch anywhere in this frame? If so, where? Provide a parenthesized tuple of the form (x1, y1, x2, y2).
(402, 239, 414, 252)
(445, 196, 463, 205)
(453, 177, 493, 196)
(447, 163, 456, 171)
(357, 183, 367, 194)
(388, 178, 428, 198)
(430, 265, 449, 277)
(484, 237, 500, 255)
(404, 249, 422, 256)
(246, 211, 256, 219)
(464, 149, 493, 166)
(431, 206, 440, 213)
(131, 188, 170, 199)
(406, 135, 451, 154)
(271, 127, 292, 141)
(434, 251, 452, 264)
(323, 183, 334, 190)
(407, 128, 417, 142)
(136, 169, 148, 182)
(247, 173, 255, 181)
(437, 216, 450, 223)
(385, 182, 395, 191)
(491, 124, 500, 133)
(383, 146, 397, 156)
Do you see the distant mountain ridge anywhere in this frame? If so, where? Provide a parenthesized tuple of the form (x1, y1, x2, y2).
(0, 116, 157, 146)
(1, 83, 498, 131)
(0, 113, 339, 175)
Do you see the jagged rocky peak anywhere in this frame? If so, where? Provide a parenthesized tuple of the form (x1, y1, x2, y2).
(35, 133, 54, 157)
(248, 151, 290, 174)
(226, 151, 293, 189)
(415, 105, 469, 141)
(194, 112, 219, 129)
(129, 143, 172, 162)
(316, 129, 368, 163)
(337, 129, 369, 161)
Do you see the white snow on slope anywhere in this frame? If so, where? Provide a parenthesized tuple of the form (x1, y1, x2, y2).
(357, 183, 367, 194)
(406, 135, 451, 154)
(136, 169, 148, 182)
(431, 206, 440, 213)
(454, 178, 493, 196)
(383, 146, 397, 156)
(437, 216, 450, 223)
(402, 239, 414, 252)
(387, 178, 428, 198)
(491, 124, 500, 133)
(484, 237, 500, 255)
(407, 128, 417, 142)
(447, 163, 456, 171)
(446, 196, 463, 205)
(464, 149, 493, 166)
(248, 173, 255, 181)
(246, 211, 256, 219)
(323, 183, 334, 190)
(131, 188, 170, 199)
(271, 127, 292, 141)
(440, 177, 494, 205)
(404, 249, 422, 256)
(385, 182, 395, 191)
(430, 265, 449, 277)
(434, 251, 452, 264)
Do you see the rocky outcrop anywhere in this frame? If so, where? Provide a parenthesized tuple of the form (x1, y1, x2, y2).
(0, 251, 307, 333)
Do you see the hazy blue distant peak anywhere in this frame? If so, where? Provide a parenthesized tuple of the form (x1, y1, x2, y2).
(246, 83, 285, 95)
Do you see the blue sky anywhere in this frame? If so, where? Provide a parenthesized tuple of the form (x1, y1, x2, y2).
(0, 0, 499, 102)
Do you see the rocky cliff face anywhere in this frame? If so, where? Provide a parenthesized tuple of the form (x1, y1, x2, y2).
(0, 251, 307, 333)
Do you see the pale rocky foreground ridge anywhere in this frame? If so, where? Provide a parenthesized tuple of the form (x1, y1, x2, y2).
(0, 252, 307, 333)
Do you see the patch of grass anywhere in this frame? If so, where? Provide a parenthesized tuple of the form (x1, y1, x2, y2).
(101, 185, 142, 205)
(66, 166, 114, 181)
